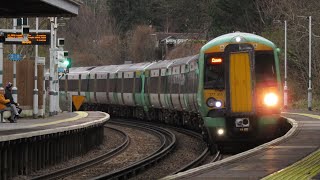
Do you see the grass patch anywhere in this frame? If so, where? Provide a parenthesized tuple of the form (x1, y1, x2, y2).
(290, 97, 320, 111)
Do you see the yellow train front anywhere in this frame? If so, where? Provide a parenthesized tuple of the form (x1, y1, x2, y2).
(198, 32, 283, 146)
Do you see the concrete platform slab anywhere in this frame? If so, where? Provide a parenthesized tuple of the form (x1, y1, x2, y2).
(0, 111, 109, 141)
(0, 111, 109, 179)
(164, 111, 320, 180)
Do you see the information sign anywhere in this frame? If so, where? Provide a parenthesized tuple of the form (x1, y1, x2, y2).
(3, 33, 50, 45)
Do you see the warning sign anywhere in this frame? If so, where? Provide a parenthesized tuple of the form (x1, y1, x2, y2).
(72, 95, 85, 111)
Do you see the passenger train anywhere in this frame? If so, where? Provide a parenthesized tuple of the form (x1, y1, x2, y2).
(60, 32, 284, 151)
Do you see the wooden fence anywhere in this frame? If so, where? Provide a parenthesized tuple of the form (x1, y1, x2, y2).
(3, 59, 44, 109)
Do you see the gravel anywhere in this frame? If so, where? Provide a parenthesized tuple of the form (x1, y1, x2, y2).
(64, 123, 161, 179)
(13, 122, 208, 180)
(13, 125, 125, 180)
(131, 128, 207, 180)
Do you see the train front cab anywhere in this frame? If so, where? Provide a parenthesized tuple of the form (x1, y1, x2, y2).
(199, 33, 282, 144)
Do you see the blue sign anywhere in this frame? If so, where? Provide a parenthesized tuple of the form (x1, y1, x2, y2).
(8, 54, 23, 61)
(58, 67, 65, 73)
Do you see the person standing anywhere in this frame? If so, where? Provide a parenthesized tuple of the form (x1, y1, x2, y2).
(5, 82, 21, 120)
(0, 87, 17, 123)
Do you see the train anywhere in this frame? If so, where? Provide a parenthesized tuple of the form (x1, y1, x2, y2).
(59, 32, 284, 152)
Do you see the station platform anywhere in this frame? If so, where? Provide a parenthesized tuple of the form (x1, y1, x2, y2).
(0, 111, 109, 180)
(165, 110, 320, 180)
(0, 111, 108, 141)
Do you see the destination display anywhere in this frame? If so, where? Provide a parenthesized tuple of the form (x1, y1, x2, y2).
(3, 33, 50, 45)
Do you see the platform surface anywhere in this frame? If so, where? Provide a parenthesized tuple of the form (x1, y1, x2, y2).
(165, 110, 320, 180)
(0, 111, 109, 141)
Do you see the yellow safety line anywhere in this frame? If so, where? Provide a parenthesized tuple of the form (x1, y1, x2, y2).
(283, 112, 320, 120)
(262, 149, 320, 180)
(28, 111, 88, 128)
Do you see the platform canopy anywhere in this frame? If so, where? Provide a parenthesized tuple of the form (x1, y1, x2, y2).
(0, 0, 81, 17)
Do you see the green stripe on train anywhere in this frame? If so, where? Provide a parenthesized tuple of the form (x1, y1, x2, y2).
(262, 149, 320, 180)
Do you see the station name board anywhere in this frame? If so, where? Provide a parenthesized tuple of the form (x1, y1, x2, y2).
(3, 33, 50, 45)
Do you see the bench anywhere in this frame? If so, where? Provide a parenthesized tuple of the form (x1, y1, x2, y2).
(0, 108, 11, 123)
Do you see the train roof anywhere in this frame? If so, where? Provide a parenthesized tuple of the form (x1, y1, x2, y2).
(89, 65, 119, 73)
(110, 64, 133, 74)
(68, 66, 96, 74)
(145, 60, 174, 70)
(169, 55, 199, 67)
(118, 62, 153, 72)
(202, 32, 276, 52)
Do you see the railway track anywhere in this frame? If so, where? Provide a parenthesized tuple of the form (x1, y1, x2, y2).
(168, 127, 220, 174)
(92, 119, 176, 179)
(31, 119, 176, 180)
(31, 126, 129, 180)
(31, 119, 223, 179)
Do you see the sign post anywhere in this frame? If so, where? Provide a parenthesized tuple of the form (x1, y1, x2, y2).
(12, 18, 18, 104)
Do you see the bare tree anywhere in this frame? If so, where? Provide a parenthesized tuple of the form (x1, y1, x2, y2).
(127, 25, 157, 63)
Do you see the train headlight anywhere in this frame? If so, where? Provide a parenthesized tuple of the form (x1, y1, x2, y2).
(207, 98, 223, 108)
(215, 101, 222, 108)
(232, 35, 247, 43)
(206, 98, 216, 107)
(264, 93, 278, 107)
(217, 128, 224, 136)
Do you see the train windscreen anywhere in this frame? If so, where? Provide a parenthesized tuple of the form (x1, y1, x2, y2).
(204, 53, 225, 89)
(255, 51, 276, 84)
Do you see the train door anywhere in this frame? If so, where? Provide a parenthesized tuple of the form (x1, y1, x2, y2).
(123, 71, 135, 106)
(96, 73, 107, 104)
(159, 68, 167, 108)
(224, 44, 255, 114)
(149, 69, 161, 108)
(179, 64, 188, 111)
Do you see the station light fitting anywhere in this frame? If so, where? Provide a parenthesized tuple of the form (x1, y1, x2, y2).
(58, 38, 65, 47)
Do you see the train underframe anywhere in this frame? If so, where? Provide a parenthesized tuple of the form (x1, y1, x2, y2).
(80, 103, 287, 153)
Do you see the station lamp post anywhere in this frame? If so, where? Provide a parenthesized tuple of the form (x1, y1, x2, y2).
(307, 16, 312, 111)
(283, 20, 288, 109)
(273, 19, 288, 109)
(296, 15, 312, 111)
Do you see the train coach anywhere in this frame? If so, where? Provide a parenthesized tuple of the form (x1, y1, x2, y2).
(60, 32, 284, 151)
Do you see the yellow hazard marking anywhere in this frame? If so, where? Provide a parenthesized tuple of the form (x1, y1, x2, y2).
(283, 112, 320, 120)
(72, 95, 86, 111)
(28, 111, 88, 128)
(262, 149, 320, 180)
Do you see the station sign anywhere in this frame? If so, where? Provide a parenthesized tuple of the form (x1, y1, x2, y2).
(8, 53, 23, 61)
(3, 33, 50, 45)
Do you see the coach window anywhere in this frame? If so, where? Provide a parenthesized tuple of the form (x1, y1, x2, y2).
(149, 76, 159, 93)
(170, 73, 180, 94)
(123, 78, 134, 93)
(81, 78, 89, 92)
(109, 78, 116, 92)
(59, 79, 65, 91)
(186, 71, 195, 93)
(68, 79, 78, 91)
(97, 79, 106, 92)
(88, 78, 95, 92)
